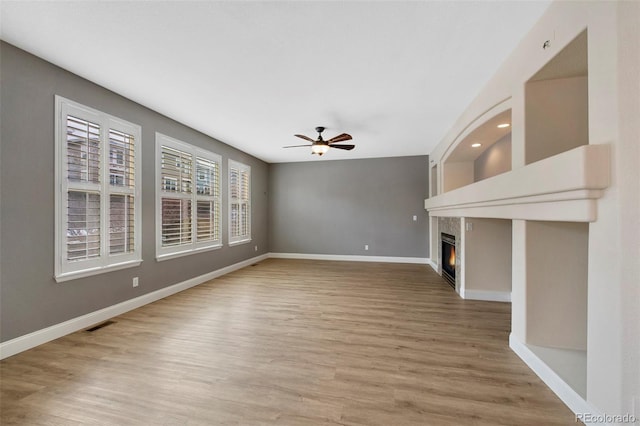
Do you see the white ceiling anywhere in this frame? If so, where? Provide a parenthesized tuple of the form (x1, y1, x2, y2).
(1, 1, 550, 163)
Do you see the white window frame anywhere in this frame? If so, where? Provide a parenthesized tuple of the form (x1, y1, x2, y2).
(54, 96, 142, 282)
(155, 133, 222, 261)
(228, 159, 251, 246)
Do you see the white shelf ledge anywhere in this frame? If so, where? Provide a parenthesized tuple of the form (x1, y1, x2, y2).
(526, 343, 587, 398)
(509, 334, 598, 419)
(425, 144, 610, 222)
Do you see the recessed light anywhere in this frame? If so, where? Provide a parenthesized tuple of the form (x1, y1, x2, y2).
(497, 123, 510, 128)
(471, 143, 482, 148)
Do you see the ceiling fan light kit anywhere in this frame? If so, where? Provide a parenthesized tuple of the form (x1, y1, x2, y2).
(311, 144, 330, 155)
(283, 126, 355, 156)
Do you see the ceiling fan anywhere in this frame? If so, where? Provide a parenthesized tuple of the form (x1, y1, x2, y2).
(283, 126, 354, 156)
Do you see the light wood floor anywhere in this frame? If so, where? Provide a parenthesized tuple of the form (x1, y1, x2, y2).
(1, 259, 577, 425)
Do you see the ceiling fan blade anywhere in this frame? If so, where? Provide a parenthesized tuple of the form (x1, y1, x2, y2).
(283, 144, 312, 148)
(329, 144, 355, 151)
(294, 134, 315, 142)
(327, 133, 352, 143)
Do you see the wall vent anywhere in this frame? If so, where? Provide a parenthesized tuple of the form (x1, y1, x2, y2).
(85, 320, 116, 332)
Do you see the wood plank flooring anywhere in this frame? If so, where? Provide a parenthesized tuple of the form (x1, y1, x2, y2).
(1, 259, 578, 425)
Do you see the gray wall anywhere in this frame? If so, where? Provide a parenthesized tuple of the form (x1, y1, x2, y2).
(474, 133, 512, 182)
(0, 42, 269, 342)
(0, 42, 431, 344)
(268, 156, 429, 258)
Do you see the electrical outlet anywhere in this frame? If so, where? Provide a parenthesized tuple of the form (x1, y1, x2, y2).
(466, 222, 473, 231)
(364, 245, 369, 251)
(412, 215, 417, 221)
(132, 277, 139, 288)
(254, 245, 258, 251)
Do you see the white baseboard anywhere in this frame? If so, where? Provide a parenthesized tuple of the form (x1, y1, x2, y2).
(509, 333, 606, 425)
(426, 258, 438, 271)
(269, 252, 429, 265)
(461, 289, 511, 302)
(0, 254, 269, 360)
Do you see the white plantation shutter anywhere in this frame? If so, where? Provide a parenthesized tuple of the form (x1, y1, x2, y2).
(55, 96, 141, 282)
(240, 169, 250, 237)
(66, 116, 101, 183)
(67, 191, 101, 260)
(196, 157, 218, 196)
(161, 146, 193, 194)
(196, 157, 220, 242)
(229, 160, 251, 244)
(241, 203, 249, 237)
(108, 129, 136, 187)
(156, 134, 221, 259)
(160, 145, 193, 248)
(229, 167, 240, 238)
(108, 128, 136, 255)
(161, 198, 192, 246)
(197, 200, 218, 241)
(65, 115, 102, 262)
(109, 194, 135, 254)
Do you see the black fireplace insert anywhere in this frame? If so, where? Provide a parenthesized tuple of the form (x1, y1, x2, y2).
(441, 233, 456, 288)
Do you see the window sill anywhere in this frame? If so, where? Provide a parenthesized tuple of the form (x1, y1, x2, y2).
(229, 238, 252, 247)
(55, 259, 143, 283)
(156, 243, 223, 262)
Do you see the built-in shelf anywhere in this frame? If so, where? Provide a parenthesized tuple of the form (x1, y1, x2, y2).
(422, 10, 617, 422)
(442, 109, 512, 193)
(425, 144, 609, 222)
(523, 219, 589, 400)
(525, 30, 588, 165)
(461, 218, 512, 302)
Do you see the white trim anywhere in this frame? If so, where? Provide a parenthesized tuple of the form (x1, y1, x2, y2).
(155, 133, 222, 259)
(509, 334, 606, 425)
(460, 289, 511, 302)
(0, 254, 268, 360)
(55, 260, 143, 283)
(269, 252, 429, 265)
(54, 96, 142, 280)
(229, 238, 252, 247)
(425, 145, 610, 223)
(428, 216, 439, 267)
(426, 258, 438, 271)
(155, 243, 223, 262)
(228, 159, 251, 245)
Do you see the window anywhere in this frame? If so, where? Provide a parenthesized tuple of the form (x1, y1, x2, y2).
(228, 160, 251, 245)
(55, 96, 141, 281)
(156, 133, 222, 260)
